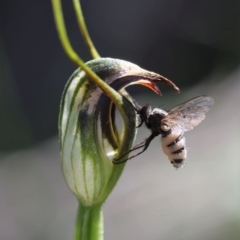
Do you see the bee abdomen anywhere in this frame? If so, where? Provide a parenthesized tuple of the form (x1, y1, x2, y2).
(161, 128, 187, 168)
(172, 146, 185, 154)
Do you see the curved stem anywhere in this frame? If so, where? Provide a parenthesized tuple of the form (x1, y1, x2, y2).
(72, 0, 100, 59)
(74, 202, 103, 240)
(51, 0, 126, 119)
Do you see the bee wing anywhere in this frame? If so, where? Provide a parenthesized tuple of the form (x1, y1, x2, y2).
(161, 96, 214, 131)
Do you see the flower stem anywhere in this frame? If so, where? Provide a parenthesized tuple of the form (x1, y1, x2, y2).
(74, 202, 103, 240)
(72, 0, 100, 59)
(51, 0, 125, 118)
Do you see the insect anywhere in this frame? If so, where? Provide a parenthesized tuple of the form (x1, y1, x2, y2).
(113, 95, 214, 168)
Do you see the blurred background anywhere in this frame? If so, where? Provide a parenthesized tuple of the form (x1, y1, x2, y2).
(0, 0, 240, 239)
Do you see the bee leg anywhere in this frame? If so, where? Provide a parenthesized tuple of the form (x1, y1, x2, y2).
(113, 133, 158, 164)
(113, 140, 147, 164)
(127, 133, 157, 160)
(136, 120, 144, 128)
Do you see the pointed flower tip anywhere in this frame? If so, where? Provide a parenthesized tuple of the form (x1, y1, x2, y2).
(156, 74, 180, 94)
(175, 86, 180, 93)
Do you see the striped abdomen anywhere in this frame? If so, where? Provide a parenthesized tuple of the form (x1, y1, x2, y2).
(161, 128, 187, 168)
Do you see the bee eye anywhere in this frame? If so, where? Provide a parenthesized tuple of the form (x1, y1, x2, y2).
(161, 124, 170, 132)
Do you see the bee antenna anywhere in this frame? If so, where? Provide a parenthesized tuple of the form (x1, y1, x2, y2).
(121, 95, 146, 127)
(121, 95, 141, 112)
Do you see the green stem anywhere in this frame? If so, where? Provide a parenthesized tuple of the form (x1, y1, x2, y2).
(72, 0, 100, 59)
(74, 202, 103, 240)
(51, 0, 126, 120)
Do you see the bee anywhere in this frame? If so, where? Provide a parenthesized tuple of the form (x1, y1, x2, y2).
(113, 95, 214, 168)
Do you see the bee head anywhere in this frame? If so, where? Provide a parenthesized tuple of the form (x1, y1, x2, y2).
(138, 104, 152, 128)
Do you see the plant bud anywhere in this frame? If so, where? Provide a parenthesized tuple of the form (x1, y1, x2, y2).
(59, 58, 179, 206)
